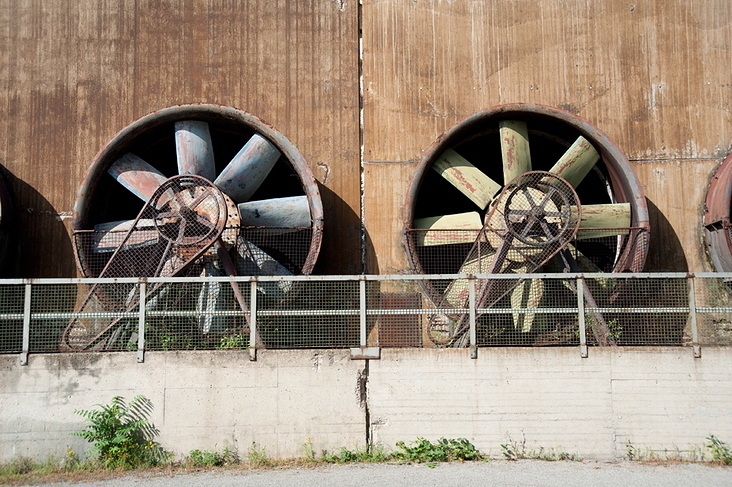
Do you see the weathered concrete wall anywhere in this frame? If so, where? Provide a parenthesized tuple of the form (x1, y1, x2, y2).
(0, 350, 367, 460)
(2, 347, 732, 461)
(369, 348, 732, 459)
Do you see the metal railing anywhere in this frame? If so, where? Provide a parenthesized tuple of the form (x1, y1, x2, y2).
(1, 273, 732, 364)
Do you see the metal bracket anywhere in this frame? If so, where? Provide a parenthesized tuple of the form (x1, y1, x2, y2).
(350, 347, 380, 360)
(137, 281, 146, 363)
(689, 276, 701, 359)
(249, 281, 257, 361)
(577, 278, 588, 358)
(469, 345, 478, 359)
(20, 283, 31, 366)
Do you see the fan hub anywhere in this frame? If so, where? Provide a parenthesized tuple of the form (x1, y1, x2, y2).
(529, 206, 546, 219)
(503, 174, 576, 247)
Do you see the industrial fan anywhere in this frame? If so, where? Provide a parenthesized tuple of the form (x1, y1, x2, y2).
(705, 152, 732, 273)
(65, 104, 324, 350)
(404, 104, 650, 346)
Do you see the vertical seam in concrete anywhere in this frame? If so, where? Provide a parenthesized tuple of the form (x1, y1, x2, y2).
(362, 359, 371, 448)
(358, 0, 365, 274)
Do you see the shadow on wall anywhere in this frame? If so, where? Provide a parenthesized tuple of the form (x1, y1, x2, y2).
(2, 166, 76, 277)
(644, 198, 688, 272)
(314, 183, 378, 275)
(0, 165, 20, 278)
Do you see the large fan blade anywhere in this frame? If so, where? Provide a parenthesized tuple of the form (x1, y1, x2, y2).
(499, 120, 531, 183)
(214, 134, 281, 204)
(414, 211, 482, 246)
(238, 195, 311, 230)
(548, 136, 600, 188)
(175, 121, 216, 181)
(432, 148, 502, 210)
(236, 237, 292, 300)
(574, 203, 631, 239)
(92, 219, 158, 252)
(545, 243, 603, 274)
(553, 245, 615, 294)
(510, 275, 544, 333)
(442, 235, 501, 309)
(108, 154, 168, 203)
(196, 261, 228, 334)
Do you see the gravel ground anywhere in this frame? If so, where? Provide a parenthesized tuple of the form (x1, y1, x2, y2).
(38, 460, 732, 487)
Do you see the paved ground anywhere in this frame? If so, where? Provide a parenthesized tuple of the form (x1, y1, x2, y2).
(39, 460, 732, 487)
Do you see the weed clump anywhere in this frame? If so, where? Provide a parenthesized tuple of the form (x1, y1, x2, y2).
(393, 437, 482, 464)
(72, 395, 167, 469)
(187, 447, 240, 467)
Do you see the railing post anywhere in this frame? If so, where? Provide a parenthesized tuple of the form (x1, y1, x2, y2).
(360, 278, 367, 348)
(249, 280, 257, 361)
(577, 277, 587, 358)
(689, 275, 701, 358)
(20, 282, 31, 366)
(469, 276, 477, 359)
(350, 277, 379, 360)
(137, 280, 146, 363)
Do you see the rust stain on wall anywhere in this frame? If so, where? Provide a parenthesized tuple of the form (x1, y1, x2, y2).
(0, 0, 359, 276)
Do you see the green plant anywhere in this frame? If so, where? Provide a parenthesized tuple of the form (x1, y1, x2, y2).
(324, 444, 393, 464)
(218, 334, 246, 350)
(248, 442, 272, 468)
(626, 439, 637, 461)
(706, 434, 732, 465)
(0, 456, 34, 475)
(393, 437, 482, 463)
(532, 446, 579, 461)
(188, 446, 240, 467)
(577, 315, 622, 342)
(72, 395, 165, 468)
(501, 432, 578, 461)
(303, 436, 316, 461)
(500, 432, 527, 460)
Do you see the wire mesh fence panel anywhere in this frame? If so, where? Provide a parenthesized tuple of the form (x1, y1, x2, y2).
(10, 274, 732, 356)
(257, 279, 359, 349)
(238, 227, 314, 276)
(585, 277, 689, 346)
(0, 283, 24, 353)
(564, 227, 649, 274)
(61, 282, 141, 352)
(143, 280, 250, 351)
(31, 284, 83, 352)
(369, 286, 423, 348)
(694, 277, 732, 346)
(476, 276, 578, 347)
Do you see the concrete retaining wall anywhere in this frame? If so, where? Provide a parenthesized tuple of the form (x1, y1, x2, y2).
(370, 348, 732, 459)
(0, 350, 366, 461)
(1, 347, 731, 461)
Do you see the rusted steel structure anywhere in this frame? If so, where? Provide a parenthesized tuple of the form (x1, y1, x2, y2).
(72, 104, 324, 281)
(404, 104, 650, 277)
(705, 153, 732, 273)
(0, 1, 730, 277)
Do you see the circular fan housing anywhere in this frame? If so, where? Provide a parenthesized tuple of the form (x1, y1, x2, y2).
(73, 104, 323, 279)
(404, 104, 650, 276)
(704, 152, 732, 273)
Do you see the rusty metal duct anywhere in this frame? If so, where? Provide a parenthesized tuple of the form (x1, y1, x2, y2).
(704, 152, 732, 273)
(72, 104, 324, 283)
(404, 104, 649, 276)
